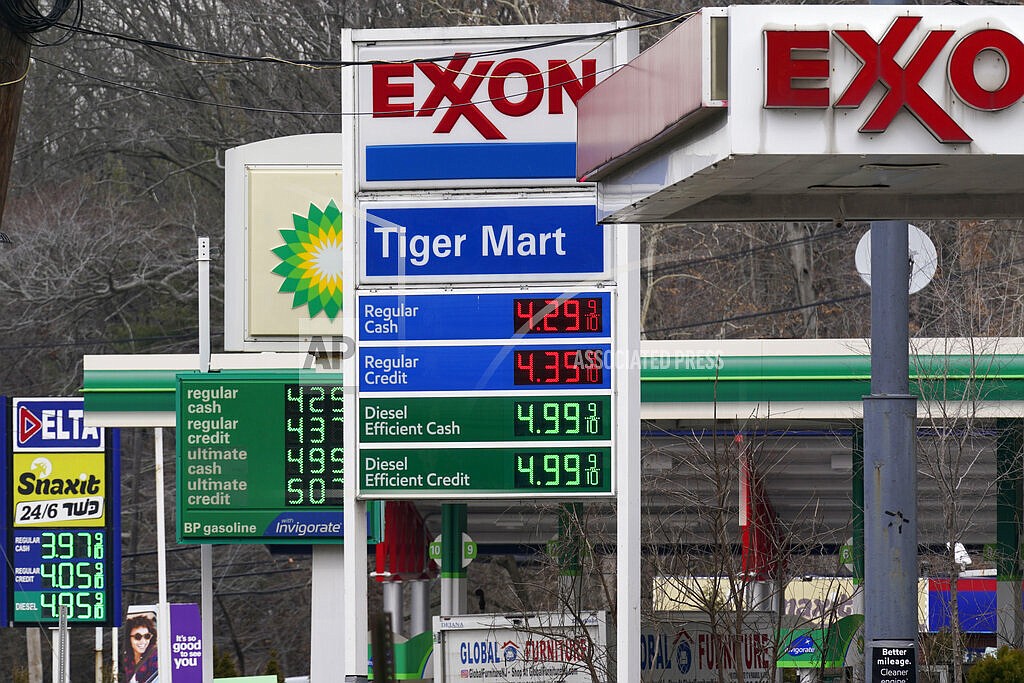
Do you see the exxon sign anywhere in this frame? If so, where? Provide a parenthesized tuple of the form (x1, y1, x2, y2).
(762, 10, 1024, 144)
(353, 25, 622, 188)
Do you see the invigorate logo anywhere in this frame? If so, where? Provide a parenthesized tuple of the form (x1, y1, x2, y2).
(271, 200, 344, 320)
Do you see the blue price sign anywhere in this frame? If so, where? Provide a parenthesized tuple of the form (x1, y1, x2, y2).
(361, 202, 609, 283)
(359, 344, 613, 393)
(359, 291, 611, 342)
(4, 397, 121, 626)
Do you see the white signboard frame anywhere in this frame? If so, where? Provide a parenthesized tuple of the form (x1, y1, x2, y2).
(353, 24, 623, 190)
(223, 134, 346, 352)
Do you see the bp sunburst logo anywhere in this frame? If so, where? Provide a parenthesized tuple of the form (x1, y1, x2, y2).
(271, 200, 344, 320)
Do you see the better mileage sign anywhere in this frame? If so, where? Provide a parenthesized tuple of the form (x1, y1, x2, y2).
(357, 288, 616, 499)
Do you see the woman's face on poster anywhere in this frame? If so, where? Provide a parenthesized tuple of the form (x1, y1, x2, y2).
(130, 626, 152, 656)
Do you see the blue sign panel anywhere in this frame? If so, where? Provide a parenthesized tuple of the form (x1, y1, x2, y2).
(360, 291, 612, 342)
(4, 396, 121, 625)
(365, 142, 577, 183)
(359, 344, 612, 392)
(13, 398, 104, 452)
(362, 204, 606, 280)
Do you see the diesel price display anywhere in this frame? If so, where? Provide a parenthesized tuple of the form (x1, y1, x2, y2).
(360, 397, 610, 443)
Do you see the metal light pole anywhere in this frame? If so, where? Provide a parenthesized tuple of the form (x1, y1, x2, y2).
(863, 217, 918, 683)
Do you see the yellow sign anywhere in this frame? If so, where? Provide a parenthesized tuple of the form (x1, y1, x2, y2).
(247, 167, 344, 337)
(12, 452, 106, 527)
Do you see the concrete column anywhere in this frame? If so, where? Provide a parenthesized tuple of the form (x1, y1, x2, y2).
(557, 504, 583, 613)
(311, 545, 345, 682)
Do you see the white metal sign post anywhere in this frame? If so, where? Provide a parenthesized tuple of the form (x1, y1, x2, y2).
(345, 23, 638, 683)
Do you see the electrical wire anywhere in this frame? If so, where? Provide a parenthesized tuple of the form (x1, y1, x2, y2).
(588, 0, 675, 19)
(56, 12, 687, 69)
(0, 0, 82, 45)
(31, 56, 349, 117)
(645, 226, 850, 278)
(33, 54, 629, 118)
(643, 292, 871, 335)
(0, 329, 221, 351)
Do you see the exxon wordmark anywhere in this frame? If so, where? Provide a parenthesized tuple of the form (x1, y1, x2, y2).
(765, 16, 1024, 143)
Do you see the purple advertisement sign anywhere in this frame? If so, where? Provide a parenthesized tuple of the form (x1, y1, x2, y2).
(169, 603, 203, 683)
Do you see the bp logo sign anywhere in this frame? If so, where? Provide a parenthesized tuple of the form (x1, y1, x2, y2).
(271, 200, 344, 319)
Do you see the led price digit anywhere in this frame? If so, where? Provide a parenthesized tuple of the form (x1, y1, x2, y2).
(513, 297, 604, 334)
(284, 384, 344, 506)
(513, 349, 604, 385)
(514, 400, 606, 437)
(514, 452, 604, 488)
(38, 592, 105, 621)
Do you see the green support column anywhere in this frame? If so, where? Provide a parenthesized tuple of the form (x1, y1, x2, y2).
(441, 503, 468, 615)
(996, 419, 1023, 647)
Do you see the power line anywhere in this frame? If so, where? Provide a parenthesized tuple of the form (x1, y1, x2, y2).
(0, 329, 222, 351)
(32, 57, 349, 117)
(56, 13, 686, 69)
(643, 292, 871, 335)
(0, 0, 82, 45)
(588, 0, 674, 19)
(644, 225, 850, 278)
(33, 53, 622, 118)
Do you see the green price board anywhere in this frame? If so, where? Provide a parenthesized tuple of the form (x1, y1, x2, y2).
(176, 371, 379, 543)
(360, 395, 612, 443)
(360, 447, 612, 496)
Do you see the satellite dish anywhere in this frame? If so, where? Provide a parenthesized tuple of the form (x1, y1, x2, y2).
(855, 224, 937, 294)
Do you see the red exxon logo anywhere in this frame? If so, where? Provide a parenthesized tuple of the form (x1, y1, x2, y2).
(764, 16, 1024, 143)
(371, 54, 597, 140)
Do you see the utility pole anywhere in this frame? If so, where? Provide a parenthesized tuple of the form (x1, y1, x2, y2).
(0, 21, 29, 229)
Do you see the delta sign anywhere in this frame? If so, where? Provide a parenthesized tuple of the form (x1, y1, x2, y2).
(353, 23, 628, 188)
(13, 398, 104, 453)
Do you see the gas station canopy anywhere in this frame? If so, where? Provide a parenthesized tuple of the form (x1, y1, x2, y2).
(578, 6, 1024, 223)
